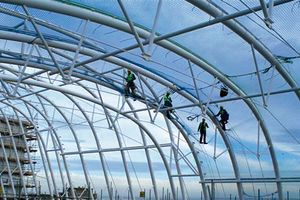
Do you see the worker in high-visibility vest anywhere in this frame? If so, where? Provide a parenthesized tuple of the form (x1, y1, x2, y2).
(125, 69, 136, 97)
(163, 92, 173, 119)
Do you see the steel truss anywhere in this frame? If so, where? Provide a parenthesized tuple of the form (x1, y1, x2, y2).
(0, 1, 297, 200)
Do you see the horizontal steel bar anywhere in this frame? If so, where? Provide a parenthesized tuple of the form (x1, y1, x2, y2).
(122, 86, 300, 114)
(170, 175, 300, 183)
(61, 143, 171, 156)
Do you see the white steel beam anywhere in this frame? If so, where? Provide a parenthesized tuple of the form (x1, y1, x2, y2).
(21, 5, 66, 80)
(11, 45, 34, 96)
(117, 0, 145, 54)
(146, 0, 163, 57)
(67, 19, 89, 80)
(251, 44, 267, 107)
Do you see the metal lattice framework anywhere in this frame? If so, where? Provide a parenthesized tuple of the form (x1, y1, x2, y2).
(0, 0, 299, 199)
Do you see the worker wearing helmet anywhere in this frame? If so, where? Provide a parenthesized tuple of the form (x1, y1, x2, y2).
(215, 106, 229, 130)
(125, 69, 136, 97)
(163, 92, 173, 119)
(198, 118, 209, 144)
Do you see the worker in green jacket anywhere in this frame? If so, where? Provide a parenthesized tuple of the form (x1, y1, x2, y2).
(163, 92, 173, 119)
(125, 69, 136, 97)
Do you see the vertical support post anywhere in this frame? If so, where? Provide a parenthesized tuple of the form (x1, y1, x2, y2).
(137, 72, 153, 122)
(251, 44, 267, 107)
(188, 59, 204, 114)
(287, 190, 289, 200)
(211, 180, 215, 200)
(166, 188, 169, 200)
(91, 103, 96, 123)
(68, 19, 89, 80)
(257, 120, 261, 157)
(258, 188, 260, 200)
(176, 130, 181, 159)
(207, 185, 211, 200)
(213, 127, 217, 159)
(146, 0, 163, 57)
(271, 192, 274, 200)
(169, 145, 173, 170)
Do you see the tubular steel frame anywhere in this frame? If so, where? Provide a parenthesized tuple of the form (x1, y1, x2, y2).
(0, 1, 298, 200)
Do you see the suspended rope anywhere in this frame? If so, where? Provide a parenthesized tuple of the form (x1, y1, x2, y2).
(225, 65, 273, 78)
(243, 190, 278, 198)
(225, 55, 299, 79)
(275, 55, 300, 64)
(264, 106, 300, 144)
(116, 121, 143, 191)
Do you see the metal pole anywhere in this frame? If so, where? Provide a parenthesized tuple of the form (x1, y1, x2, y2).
(213, 127, 217, 159)
(137, 72, 153, 122)
(68, 19, 89, 79)
(258, 188, 260, 200)
(22, 5, 66, 79)
(11, 44, 34, 96)
(268, 0, 274, 20)
(147, 0, 163, 56)
(251, 44, 267, 107)
(188, 59, 204, 114)
(259, 0, 270, 20)
(207, 185, 211, 200)
(117, 0, 145, 54)
(211, 180, 215, 200)
(257, 120, 260, 157)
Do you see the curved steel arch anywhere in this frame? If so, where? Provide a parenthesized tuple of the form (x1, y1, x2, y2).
(0, 40, 258, 199)
(1, 76, 185, 200)
(0, 28, 265, 199)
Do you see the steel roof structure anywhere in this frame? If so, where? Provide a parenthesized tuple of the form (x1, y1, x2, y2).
(0, 0, 299, 199)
